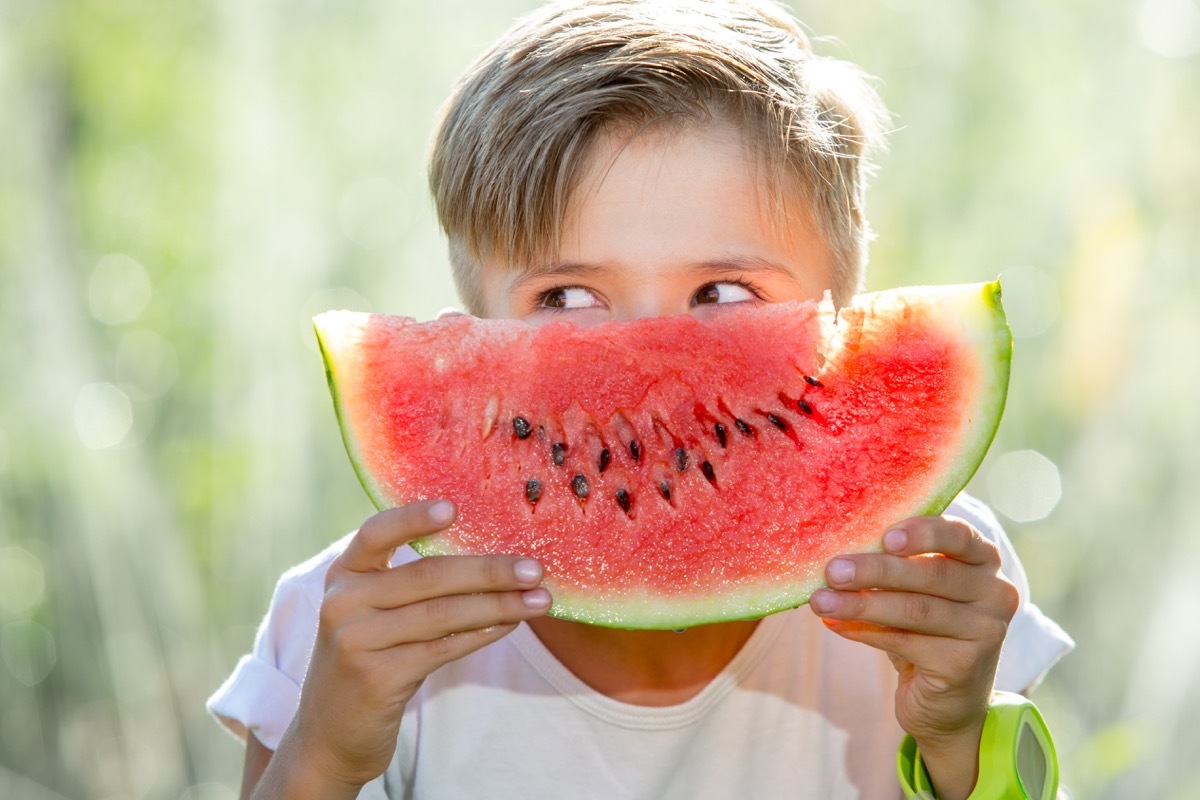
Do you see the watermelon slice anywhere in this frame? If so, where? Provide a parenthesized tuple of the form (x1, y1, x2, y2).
(314, 282, 1010, 629)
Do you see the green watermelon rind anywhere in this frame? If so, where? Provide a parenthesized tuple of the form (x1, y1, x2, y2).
(907, 280, 1011, 519)
(314, 281, 1012, 630)
(314, 314, 392, 511)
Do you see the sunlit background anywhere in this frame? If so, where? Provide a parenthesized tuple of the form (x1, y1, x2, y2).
(1, 0, 1198, 797)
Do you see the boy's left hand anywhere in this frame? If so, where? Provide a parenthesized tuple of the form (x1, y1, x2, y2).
(810, 516, 1020, 800)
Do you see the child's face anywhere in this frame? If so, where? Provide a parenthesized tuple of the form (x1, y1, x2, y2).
(478, 120, 836, 324)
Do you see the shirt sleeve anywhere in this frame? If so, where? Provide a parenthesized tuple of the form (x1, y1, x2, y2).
(945, 493, 1074, 693)
(205, 537, 346, 750)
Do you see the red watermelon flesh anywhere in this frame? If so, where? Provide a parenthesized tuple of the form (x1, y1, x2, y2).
(314, 282, 1011, 629)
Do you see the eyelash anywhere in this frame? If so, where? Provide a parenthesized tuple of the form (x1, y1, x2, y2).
(535, 278, 766, 312)
(536, 284, 594, 313)
(700, 277, 766, 304)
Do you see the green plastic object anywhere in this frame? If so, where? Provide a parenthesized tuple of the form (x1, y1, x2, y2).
(897, 691, 1059, 799)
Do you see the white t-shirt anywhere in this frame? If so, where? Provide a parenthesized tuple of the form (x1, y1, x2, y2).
(208, 494, 1073, 799)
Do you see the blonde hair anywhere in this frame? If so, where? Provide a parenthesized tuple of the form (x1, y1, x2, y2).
(429, 0, 887, 312)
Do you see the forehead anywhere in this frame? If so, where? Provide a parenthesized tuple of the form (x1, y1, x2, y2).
(559, 120, 830, 282)
(477, 119, 835, 311)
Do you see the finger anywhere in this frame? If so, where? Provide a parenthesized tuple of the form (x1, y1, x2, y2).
(360, 554, 544, 609)
(818, 618, 967, 669)
(336, 501, 456, 575)
(883, 516, 1001, 567)
(823, 552, 983, 603)
(811, 589, 995, 640)
(413, 622, 520, 673)
(358, 588, 552, 649)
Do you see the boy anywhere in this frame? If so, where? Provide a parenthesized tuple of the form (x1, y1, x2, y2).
(209, 1, 1073, 797)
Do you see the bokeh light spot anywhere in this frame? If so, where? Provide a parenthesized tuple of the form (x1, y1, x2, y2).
(986, 449, 1063, 523)
(75, 382, 133, 450)
(88, 253, 152, 325)
(1, 620, 57, 687)
(1138, 0, 1200, 58)
(0, 548, 46, 620)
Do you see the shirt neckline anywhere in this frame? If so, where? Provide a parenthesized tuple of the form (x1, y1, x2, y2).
(506, 612, 787, 730)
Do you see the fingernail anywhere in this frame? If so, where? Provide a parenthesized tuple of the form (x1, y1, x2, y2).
(884, 528, 907, 552)
(513, 558, 542, 584)
(428, 500, 455, 526)
(811, 590, 841, 614)
(827, 558, 855, 586)
(522, 588, 551, 609)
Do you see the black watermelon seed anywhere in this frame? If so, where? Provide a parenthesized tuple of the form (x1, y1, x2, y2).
(659, 481, 672, 501)
(714, 422, 727, 448)
(701, 461, 716, 484)
(629, 439, 641, 462)
(525, 478, 542, 505)
(804, 375, 823, 388)
(513, 416, 532, 439)
(674, 447, 688, 472)
(797, 398, 813, 415)
(551, 442, 566, 466)
(616, 488, 631, 514)
(767, 413, 788, 431)
(572, 474, 589, 499)
(735, 418, 754, 437)
(598, 448, 611, 473)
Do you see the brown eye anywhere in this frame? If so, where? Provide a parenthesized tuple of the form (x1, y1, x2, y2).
(539, 286, 602, 310)
(692, 282, 756, 306)
(694, 283, 721, 305)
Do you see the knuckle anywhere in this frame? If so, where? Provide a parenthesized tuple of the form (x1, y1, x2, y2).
(978, 534, 1002, 564)
(482, 556, 507, 587)
(423, 634, 455, 661)
(903, 593, 933, 626)
(883, 627, 913, 651)
(854, 556, 882, 587)
(318, 585, 353, 627)
(424, 595, 455, 627)
(325, 619, 362, 657)
(356, 512, 390, 550)
(996, 575, 1021, 619)
(926, 554, 953, 587)
(407, 557, 442, 594)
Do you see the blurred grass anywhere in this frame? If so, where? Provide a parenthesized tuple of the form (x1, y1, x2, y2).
(1, 0, 1197, 797)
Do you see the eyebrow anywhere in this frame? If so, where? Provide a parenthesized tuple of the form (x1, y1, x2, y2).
(508, 261, 608, 294)
(689, 256, 797, 281)
(510, 255, 796, 292)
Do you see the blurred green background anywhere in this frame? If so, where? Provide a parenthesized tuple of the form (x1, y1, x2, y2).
(1, 0, 1197, 797)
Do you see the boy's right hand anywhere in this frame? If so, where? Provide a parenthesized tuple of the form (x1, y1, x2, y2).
(267, 500, 550, 796)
